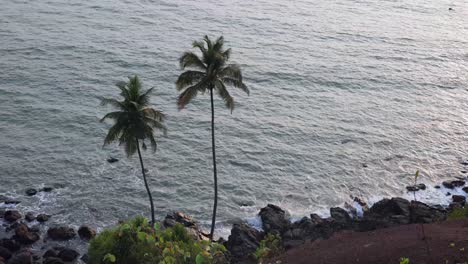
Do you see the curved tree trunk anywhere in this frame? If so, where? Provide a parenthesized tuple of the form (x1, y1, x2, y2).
(136, 138, 156, 224)
(209, 87, 218, 241)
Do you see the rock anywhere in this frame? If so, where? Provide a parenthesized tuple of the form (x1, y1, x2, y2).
(310, 214, 324, 225)
(462, 159, 468, 165)
(353, 197, 367, 207)
(47, 226, 76, 241)
(25, 189, 37, 196)
(452, 195, 466, 204)
(25, 213, 35, 222)
(36, 214, 50, 223)
(4, 211, 21, 222)
(462, 170, 467, 174)
(80, 254, 89, 263)
(58, 248, 79, 262)
(7, 251, 32, 264)
(107, 157, 119, 163)
(406, 185, 419, 192)
(43, 249, 58, 259)
(443, 180, 465, 189)
(417, 183, 426, 190)
(284, 239, 304, 250)
(41, 187, 53, 192)
(361, 198, 411, 229)
(78, 225, 96, 240)
(259, 204, 291, 234)
(43, 257, 65, 264)
(462, 186, 468, 193)
(330, 207, 351, 224)
(162, 212, 209, 240)
(410, 201, 446, 223)
(14, 223, 40, 245)
(434, 185, 441, 189)
(449, 202, 463, 211)
(0, 247, 12, 260)
(0, 239, 20, 253)
(226, 223, 263, 262)
(446, 192, 451, 196)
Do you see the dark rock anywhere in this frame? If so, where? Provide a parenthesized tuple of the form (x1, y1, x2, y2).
(4, 211, 21, 222)
(462, 186, 468, 193)
(0, 239, 20, 252)
(78, 225, 96, 240)
(40, 187, 53, 192)
(452, 195, 466, 204)
(310, 214, 324, 225)
(406, 185, 419, 192)
(14, 223, 40, 245)
(43, 257, 64, 264)
(7, 251, 32, 264)
(284, 239, 304, 250)
(43, 249, 58, 259)
(443, 180, 465, 189)
(36, 214, 50, 223)
(353, 197, 368, 207)
(417, 183, 426, 190)
(434, 185, 441, 189)
(4, 200, 20, 205)
(25, 213, 35, 222)
(57, 248, 79, 262)
(29, 225, 40, 233)
(330, 207, 351, 224)
(0, 247, 12, 260)
(446, 192, 451, 196)
(47, 226, 76, 241)
(80, 254, 89, 263)
(25, 189, 37, 196)
(162, 212, 209, 240)
(449, 202, 463, 211)
(410, 201, 446, 223)
(259, 204, 291, 234)
(226, 223, 263, 262)
(360, 198, 411, 230)
(462, 170, 467, 174)
(462, 159, 468, 165)
(107, 157, 119, 163)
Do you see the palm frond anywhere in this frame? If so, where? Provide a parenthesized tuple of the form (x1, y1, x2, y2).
(203, 35, 213, 50)
(215, 80, 234, 112)
(100, 111, 125, 122)
(179, 52, 206, 70)
(176, 71, 206, 91)
(137, 87, 154, 106)
(192, 40, 207, 54)
(142, 108, 166, 122)
(100, 98, 127, 110)
(177, 82, 205, 110)
(219, 64, 242, 80)
(213, 36, 224, 52)
(222, 77, 249, 95)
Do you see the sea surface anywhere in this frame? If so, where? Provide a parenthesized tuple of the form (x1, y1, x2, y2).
(1, 0, 468, 239)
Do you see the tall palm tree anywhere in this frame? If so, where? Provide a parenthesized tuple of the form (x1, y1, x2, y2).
(100, 75, 166, 224)
(176, 36, 249, 239)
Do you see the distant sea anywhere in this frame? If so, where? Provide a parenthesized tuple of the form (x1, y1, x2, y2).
(1, 0, 468, 238)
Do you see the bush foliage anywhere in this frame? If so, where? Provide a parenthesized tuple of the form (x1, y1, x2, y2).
(448, 206, 468, 220)
(88, 216, 227, 264)
(253, 233, 282, 263)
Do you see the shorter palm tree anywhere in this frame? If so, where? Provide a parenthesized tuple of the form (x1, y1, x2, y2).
(100, 75, 166, 224)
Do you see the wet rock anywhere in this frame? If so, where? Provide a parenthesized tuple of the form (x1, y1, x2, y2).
(452, 195, 466, 204)
(4, 211, 21, 222)
(163, 212, 209, 240)
(284, 239, 304, 250)
(226, 223, 263, 263)
(0, 239, 20, 253)
(57, 248, 79, 262)
(14, 223, 40, 245)
(42, 257, 64, 264)
(446, 192, 452, 196)
(8, 251, 32, 264)
(462, 186, 468, 193)
(434, 185, 441, 189)
(107, 157, 119, 163)
(40, 187, 53, 192)
(406, 186, 419, 192)
(78, 225, 96, 240)
(25, 189, 37, 196)
(43, 249, 58, 259)
(47, 226, 76, 241)
(330, 207, 351, 224)
(25, 213, 35, 222)
(360, 198, 411, 230)
(443, 180, 465, 189)
(410, 201, 446, 223)
(80, 254, 89, 263)
(449, 202, 463, 211)
(310, 214, 325, 225)
(36, 214, 50, 223)
(462, 159, 468, 165)
(462, 170, 467, 174)
(259, 204, 291, 234)
(0, 247, 12, 260)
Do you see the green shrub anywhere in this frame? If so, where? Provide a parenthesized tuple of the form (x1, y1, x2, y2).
(88, 216, 227, 264)
(253, 234, 282, 263)
(448, 206, 468, 220)
(399, 257, 410, 264)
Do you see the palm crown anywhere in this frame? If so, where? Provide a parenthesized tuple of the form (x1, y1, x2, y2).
(176, 36, 249, 112)
(101, 75, 167, 156)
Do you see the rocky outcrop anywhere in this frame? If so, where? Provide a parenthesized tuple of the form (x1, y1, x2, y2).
(259, 204, 291, 234)
(0, 247, 12, 261)
(162, 212, 210, 240)
(4, 211, 21, 222)
(36, 214, 50, 223)
(226, 222, 264, 263)
(13, 224, 40, 245)
(78, 225, 96, 240)
(442, 180, 465, 189)
(7, 250, 32, 264)
(410, 201, 446, 223)
(47, 226, 76, 241)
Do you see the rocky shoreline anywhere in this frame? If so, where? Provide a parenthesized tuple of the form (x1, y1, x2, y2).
(1, 175, 467, 264)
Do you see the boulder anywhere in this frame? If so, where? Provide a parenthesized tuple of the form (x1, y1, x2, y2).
(25, 213, 35, 222)
(43, 249, 58, 259)
(43, 257, 65, 264)
(449, 202, 463, 211)
(14, 223, 40, 245)
(57, 248, 79, 262)
(36, 214, 50, 223)
(410, 201, 446, 223)
(47, 226, 76, 241)
(360, 198, 411, 230)
(40, 187, 53, 192)
(162, 212, 209, 240)
(4, 211, 21, 222)
(7, 251, 32, 264)
(330, 207, 351, 224)
(406, 183, 426, 192)
(452, 195, 466, 204)
(226, 223, 263, 263)
(0, 239, 20, 253)
(443, 180, 465, 189)
(463, 187, 468, 193)
(0, 247, 12, 260)
(80, 254, 89, 263)
(107, 157, 119, 163)
(78, 225, 96, 240)
(25, 189, 37, 196)
(310, 214, 324, 225)
(259, 204, 291, 234)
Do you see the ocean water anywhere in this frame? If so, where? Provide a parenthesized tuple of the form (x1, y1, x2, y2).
(1, 0, 468, 239)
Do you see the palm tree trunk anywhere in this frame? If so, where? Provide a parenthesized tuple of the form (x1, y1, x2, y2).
(136, 138, 156, 224)
(209, 87, 218, 241)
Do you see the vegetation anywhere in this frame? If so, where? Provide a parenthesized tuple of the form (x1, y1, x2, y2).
(253, 234, 283, 263)
(399, 257, 410, 264)
(101, 75, 167, 223)
(176, 35, 249, 239)
(448, 206, 468, 220)
(88, 216, 227, 264)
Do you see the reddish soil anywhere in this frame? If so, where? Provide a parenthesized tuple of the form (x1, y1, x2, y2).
(275, 219, 468, 264)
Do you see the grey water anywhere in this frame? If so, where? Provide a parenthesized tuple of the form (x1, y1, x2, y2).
(1, 0, 468, 237)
